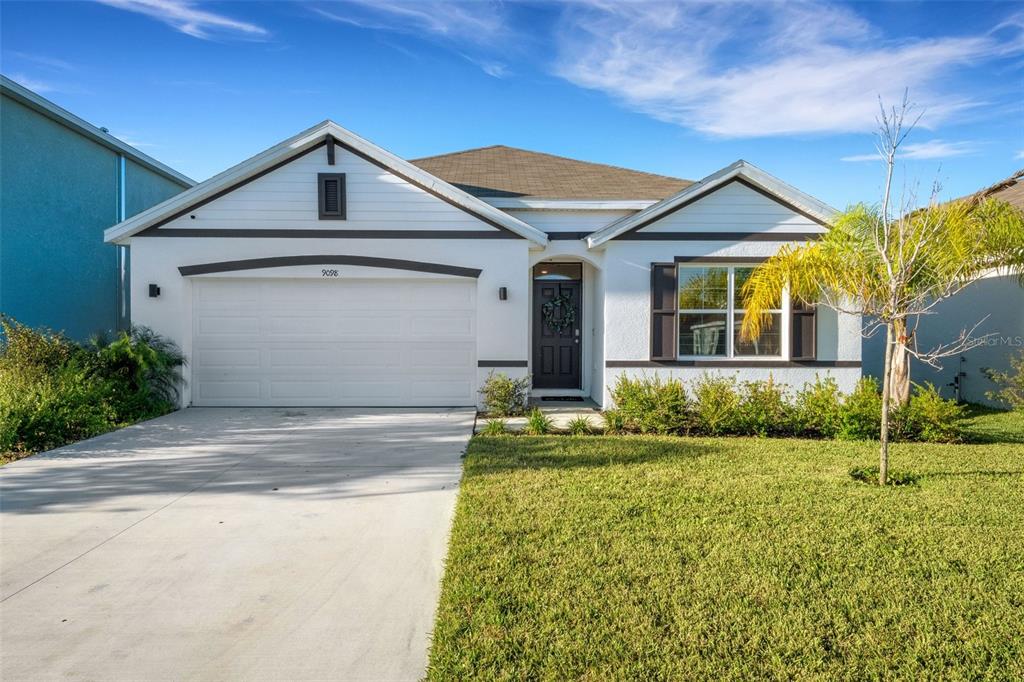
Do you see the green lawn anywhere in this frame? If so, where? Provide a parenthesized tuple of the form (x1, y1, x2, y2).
(429, 410, 1024, 680)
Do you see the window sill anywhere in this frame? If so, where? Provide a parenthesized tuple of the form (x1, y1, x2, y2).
(606, 360, 861, 368)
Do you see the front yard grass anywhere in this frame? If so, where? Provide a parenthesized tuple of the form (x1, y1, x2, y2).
(429, 411, 1024, 680)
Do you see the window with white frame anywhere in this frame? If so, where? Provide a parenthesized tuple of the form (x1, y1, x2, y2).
(677, 265, 782, 358)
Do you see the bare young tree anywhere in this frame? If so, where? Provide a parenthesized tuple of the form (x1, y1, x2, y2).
(742, 93, 1024, 484)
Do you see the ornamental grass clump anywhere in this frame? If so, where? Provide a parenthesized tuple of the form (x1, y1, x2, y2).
(480, 418, 508, 436)
(566, 415, 594, 436)
(524, 408, 553, 435)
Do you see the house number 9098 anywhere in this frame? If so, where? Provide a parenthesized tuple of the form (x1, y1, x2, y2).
(321, 269, 339, 277)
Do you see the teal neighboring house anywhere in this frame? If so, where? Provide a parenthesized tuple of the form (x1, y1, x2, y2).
(1, 75, 193, 340)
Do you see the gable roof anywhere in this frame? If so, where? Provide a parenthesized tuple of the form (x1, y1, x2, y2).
(587, 160, 838, 248)
(1, 74, 194, 188)
(411, 145, 692, 201)
(103, 121, 549, 246)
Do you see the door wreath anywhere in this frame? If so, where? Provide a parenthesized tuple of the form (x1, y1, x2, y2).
(542, 292, 576, 333)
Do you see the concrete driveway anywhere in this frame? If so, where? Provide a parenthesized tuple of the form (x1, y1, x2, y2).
(0, 407, 474, 681)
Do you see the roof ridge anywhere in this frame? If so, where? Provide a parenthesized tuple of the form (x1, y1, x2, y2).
(413, 144, 690, 183)
(410, 144, 508, 162)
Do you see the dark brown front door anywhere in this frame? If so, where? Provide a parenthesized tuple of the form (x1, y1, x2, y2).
(533, 280, 581, 389)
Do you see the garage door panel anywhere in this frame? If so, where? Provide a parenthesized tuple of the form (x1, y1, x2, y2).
(198, 381, 262, 401)
(192, 278, 477, 406)
(196, 348, 261, 369)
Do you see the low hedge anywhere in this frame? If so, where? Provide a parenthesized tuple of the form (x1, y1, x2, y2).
(0, 317, 185, 459)
(607, 373, 965, 443)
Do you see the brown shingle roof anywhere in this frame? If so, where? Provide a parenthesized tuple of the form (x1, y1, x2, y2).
(969, 168, 1024, 210)
(411, 145, 692, 200)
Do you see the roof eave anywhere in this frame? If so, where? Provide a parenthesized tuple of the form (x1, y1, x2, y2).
(1, 75, 194, 188)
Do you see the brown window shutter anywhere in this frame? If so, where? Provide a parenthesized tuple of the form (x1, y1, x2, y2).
(318, 173, 346, 220)
(650, 262, 677, 361)
(791, 301, 817, 360)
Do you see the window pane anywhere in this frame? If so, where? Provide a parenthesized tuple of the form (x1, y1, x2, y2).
(734, 313, 782, 356)
(533, 262, 582, 280)
(678, 267, 728, 310)
(734, 267, 780, 310)
(679, 313, 727, 356)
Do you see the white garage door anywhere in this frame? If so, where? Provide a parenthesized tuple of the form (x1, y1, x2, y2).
(191, 277, 477, 406)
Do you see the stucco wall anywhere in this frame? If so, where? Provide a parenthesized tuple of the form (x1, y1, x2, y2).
(862, 274, 1024, 405)
(0, 95, 186, 340)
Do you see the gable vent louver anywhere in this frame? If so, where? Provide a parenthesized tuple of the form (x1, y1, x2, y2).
(318, 173, 346, 220)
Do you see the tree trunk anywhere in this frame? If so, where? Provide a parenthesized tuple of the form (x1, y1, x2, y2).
(879, 322, 893, 486)
(888, 318, 911, 406)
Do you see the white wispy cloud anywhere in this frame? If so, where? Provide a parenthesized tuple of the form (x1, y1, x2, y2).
(7, 73, 57, 93)
(96, 0, 267, 40)
(841, 140, 978, 162)
(311, 1, 510, 76)
(7, 52, 77, 71)
(553, 1, 1024, 138)
(311, 1, 506, 44)
(1015, 150, 1024, 160)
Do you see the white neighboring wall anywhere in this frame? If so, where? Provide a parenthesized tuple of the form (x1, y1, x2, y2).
(862, 274, 1024, 406)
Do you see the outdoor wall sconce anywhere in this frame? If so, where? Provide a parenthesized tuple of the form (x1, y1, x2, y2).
(498, 287, 508, 301)
(148, 284, 161, 298)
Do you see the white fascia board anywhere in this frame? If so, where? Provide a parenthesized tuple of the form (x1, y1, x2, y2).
(1, 75, 194, 188)
(105, 120, 549, 246)
(481, 198, 658, 210)
(586, 160, 838, 248)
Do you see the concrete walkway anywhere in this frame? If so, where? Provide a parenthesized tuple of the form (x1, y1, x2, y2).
(0, 407, 474, 681)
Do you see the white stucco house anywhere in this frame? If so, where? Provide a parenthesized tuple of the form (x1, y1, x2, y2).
(104, 120, 861, 408)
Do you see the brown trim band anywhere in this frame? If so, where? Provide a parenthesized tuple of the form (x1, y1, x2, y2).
(674, 256, 768, 264)
(546, 231, 591, 240)
(619, 231, 822, 242)
(144, 228, 517, 239)
(607, 360, 861, 368)
(178, 255, 482, 278)
(478, 360, 529, 368)
(619, 177, 829, 238)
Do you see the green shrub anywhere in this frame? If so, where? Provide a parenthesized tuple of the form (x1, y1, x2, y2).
(0, 318, 184, 457)
(903, 383, 965, 443)
(602, 409, 628, 435)
(566, 415, 593, 436)
(610, 374, 689, 434)
(737, 376, 792, 436)
(478, 372, 530, 417)
(691, 374, 742, 435)
(984, 350, 1024, 411)
(794, 376, 844, 438)
(838, 377, 882, 440)
(480, 418, 508, 436)
(524, 408, 553, 435)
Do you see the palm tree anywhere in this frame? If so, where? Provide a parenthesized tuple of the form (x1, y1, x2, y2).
(740, 99, 1024, 485)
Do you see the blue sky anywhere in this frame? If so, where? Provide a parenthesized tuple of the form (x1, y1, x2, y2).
(2, 1, 1021, 208)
